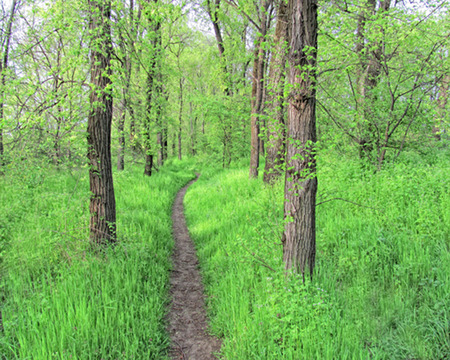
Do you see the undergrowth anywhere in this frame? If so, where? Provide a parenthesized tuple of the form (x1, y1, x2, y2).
(184, 151, 449, 359)
(0, 159, 195, 359)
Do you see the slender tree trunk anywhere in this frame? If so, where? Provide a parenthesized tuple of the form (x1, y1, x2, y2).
(178, 77, 184, 160)
(162, 120, 168, 161)
(117, 104, 125, 170)
(264, 0, 288, 184)
(117, 49, 132, 171)
(282, 0, 318, 279)
(143, 17, 161, 176)
(206, 0, 231, 95)
(156, 76, 163, 167)
(87, 0, 116, 245)
(172, 131, 176, 156)
(249, 5, 269, 178)
(0, 0, 17, 174)
(249, 45, 261, 178)
(144, 61, 155, 175)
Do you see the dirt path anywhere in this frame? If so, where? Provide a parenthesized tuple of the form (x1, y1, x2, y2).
(168, 175, 222, 360)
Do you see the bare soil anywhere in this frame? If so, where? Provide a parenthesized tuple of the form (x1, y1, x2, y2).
(167, 175, 222, 360)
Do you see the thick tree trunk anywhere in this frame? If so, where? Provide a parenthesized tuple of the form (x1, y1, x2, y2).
(264, 0, 288, 184)
(87, 0, 116, 245)
(282, 0, 318, 279)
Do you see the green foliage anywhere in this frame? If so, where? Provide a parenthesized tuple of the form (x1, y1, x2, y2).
(184, 150, 449, 359)
(0, 160, 196, 359)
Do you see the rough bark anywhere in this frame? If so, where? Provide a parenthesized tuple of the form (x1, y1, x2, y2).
(282, 0, 318, 279)
(87, 0, 116, 245)
(264, 0, 288, 184)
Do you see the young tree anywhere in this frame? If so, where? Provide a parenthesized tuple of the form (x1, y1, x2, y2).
(142, 0, 162, 176)
(263, 0, 288, 184)
(87, 0, 116, 244)
(0, 0, 18, 173)
(247, 0, 273, 178)
(282, 0, 318, 279)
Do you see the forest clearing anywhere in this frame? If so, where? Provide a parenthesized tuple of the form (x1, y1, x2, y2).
(0, 0, 449, 359)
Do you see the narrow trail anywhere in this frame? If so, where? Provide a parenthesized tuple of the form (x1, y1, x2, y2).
(168, 175, 222, 360)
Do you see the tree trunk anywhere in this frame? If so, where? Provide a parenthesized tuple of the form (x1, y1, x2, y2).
(172, 131, 176, 156)
(143, 16, 161, 176)
(156, 77, 164, 167)
(249, 3, 270, 178)
(282, 0, 318, 279)
(162, 123, 168, 161)
(87, 0, 116, 245)
(117, 43, 132, 171)
(264, 1, 288, 184)
(0, 0, 17, 174)
(117, 105, 125, 171)
(178, 77, 184, 160)
(206, 0, 231, 95)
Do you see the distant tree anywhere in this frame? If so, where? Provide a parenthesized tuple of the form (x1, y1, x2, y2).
(87, 0, 116, 244)
(282, 0, 318, 279)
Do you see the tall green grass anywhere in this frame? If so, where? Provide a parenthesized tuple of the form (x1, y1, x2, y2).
(184, 151, 449, 359)
(0, 159, 195, 359)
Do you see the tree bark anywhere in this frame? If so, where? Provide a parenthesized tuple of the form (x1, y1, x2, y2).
(87, 0, 116, 245)
(178, 77, 184, 160)
(264, 0, 288, 184)
(117, 104, 125, 171)
(143, 14, 161, 176)
(249, 1, 271, 178)
(282, 0, 318, 279)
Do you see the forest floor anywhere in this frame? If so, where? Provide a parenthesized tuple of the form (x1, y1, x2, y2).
(167, 175, 222, 360)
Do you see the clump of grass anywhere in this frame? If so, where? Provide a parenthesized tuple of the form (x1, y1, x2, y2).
(184, 152, 449, 359)
(0, 158, 196, 359)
